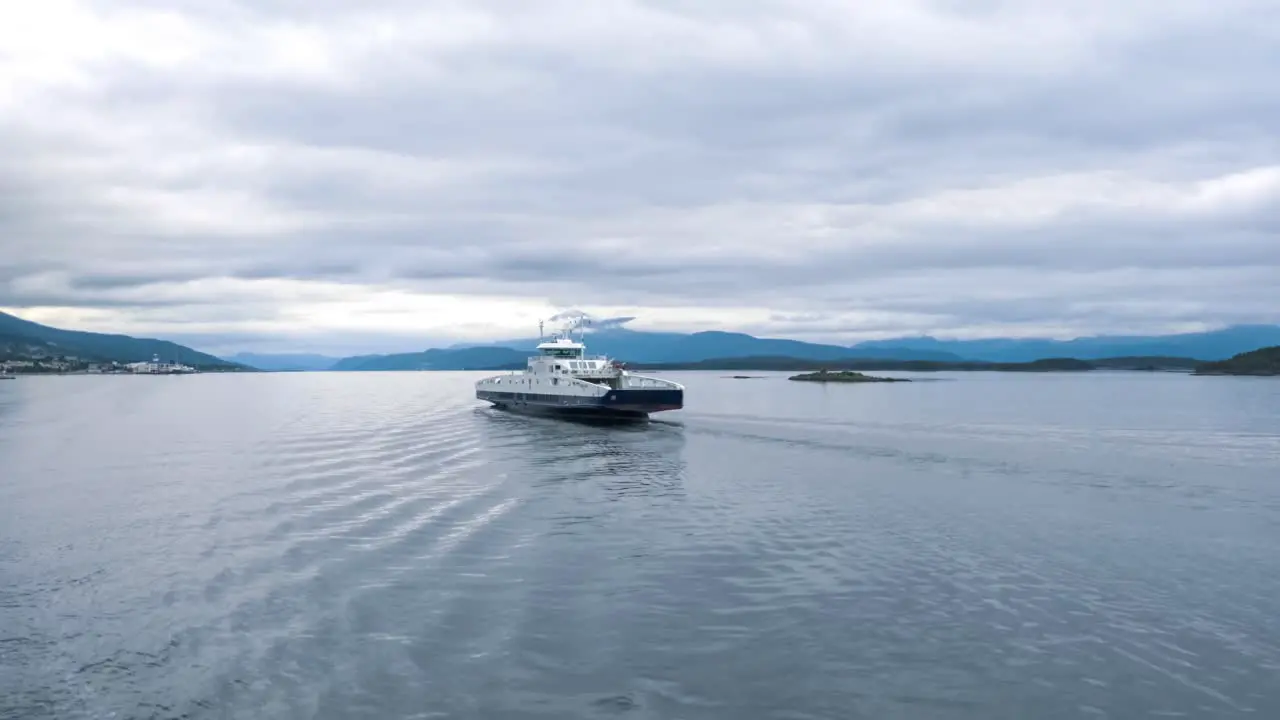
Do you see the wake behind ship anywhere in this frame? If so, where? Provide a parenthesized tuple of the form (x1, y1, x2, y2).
(475, 320, 683, 419)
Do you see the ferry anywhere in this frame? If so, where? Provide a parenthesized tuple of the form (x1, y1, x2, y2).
(475, 318, 683, 419)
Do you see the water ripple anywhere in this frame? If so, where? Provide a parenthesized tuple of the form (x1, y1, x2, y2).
(2, 372, 1278, 719)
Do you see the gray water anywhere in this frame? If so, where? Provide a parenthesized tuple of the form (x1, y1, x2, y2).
(2, 371, 1279, 719)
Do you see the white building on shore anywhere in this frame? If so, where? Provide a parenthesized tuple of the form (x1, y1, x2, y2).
(126, 355, 197, 374)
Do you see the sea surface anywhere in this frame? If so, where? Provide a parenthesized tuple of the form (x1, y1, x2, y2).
(2, 370, 1279, 719)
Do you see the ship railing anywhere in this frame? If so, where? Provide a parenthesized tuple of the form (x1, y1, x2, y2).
(621, 376, 681, 390)
(571, 367, 619, 376)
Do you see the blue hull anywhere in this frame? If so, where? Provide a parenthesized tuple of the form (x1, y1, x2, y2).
(476, 388, 682, 419)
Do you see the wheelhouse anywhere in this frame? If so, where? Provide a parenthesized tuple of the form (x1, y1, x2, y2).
(536, 337, 586, 359)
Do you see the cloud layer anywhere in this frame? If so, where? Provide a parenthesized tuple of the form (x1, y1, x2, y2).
(3, 0, 1278, 354)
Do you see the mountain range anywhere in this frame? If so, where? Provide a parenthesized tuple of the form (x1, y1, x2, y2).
(224, 352, 341, 372)
(329, 347, 531, 372)
(852, 324, 1280, 363)
(5, 310, 1280, 373)
(0, 311, 242, 368)
(328, 331, 967, 371)
(315, 324, 1280, 371)
(450, 330, 965, 362)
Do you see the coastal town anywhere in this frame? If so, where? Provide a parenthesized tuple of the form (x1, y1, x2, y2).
(0, 354, 198, 376)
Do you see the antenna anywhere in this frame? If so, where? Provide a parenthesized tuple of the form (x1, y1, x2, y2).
(539, 319, 544, 339)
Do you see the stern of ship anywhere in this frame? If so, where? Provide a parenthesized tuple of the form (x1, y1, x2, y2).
(605, 374, 683, 414)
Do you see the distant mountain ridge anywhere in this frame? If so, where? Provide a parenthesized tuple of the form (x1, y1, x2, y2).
(0, 311, 243, 368)
(330, 329, 966, 371)
(226, 352, 341, 371)
(330, 346, 530, 372)
(333, 325, 1280, 371)
(632, 355, 1211, 372)
(10, 309, 1275, 372)
(447, 328, 965, 363)
(853, 325, 1280, 362)
(634, 356, 1100, 372)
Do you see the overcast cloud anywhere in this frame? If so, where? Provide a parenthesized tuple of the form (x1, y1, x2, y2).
(2, 0, 1278, 354)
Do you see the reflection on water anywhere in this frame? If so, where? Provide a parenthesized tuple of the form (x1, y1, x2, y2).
(477, 407, 688, 500)
(1, 371, 1278, 719)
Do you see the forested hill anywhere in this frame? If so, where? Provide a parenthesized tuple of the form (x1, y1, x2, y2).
(0, 311, 243, 368)
(1194, 346, 1280, 376)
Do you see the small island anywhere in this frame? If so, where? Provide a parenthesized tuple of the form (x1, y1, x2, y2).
(788, 369, 909, 383)
(1193, 346, 1280, 376)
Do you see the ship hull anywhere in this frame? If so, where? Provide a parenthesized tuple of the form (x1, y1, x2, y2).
(476, 388, 682, 419)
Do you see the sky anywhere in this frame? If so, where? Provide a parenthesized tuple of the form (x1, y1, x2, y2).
(2, 0, 1278, 356)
